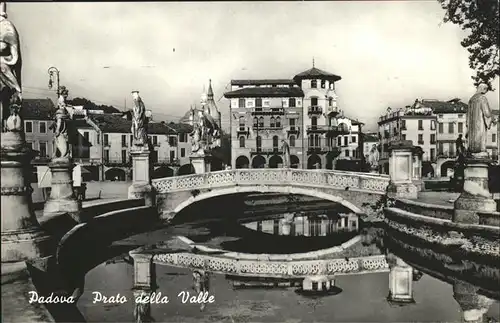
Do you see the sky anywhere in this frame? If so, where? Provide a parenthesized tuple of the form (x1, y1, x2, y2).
(8, 1, 500, 132)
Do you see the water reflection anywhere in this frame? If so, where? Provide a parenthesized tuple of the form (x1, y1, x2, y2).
(76, 218, 499, 323)
(243, 212, 359, 237)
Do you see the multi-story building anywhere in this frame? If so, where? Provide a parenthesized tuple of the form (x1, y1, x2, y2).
(334, 115, 364, 160)
(225, 79, 305, 169)
(23, 98, 56, 165)
(225, 65, 351, 170)
(378, 98, 498, 177)
(378, 104, 437, 174)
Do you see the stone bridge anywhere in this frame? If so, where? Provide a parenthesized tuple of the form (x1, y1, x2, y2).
(153, 169, 390, 221)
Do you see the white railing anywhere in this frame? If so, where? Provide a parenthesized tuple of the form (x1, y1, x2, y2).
(152, 168, 390, 194)
(152, 253, 388, 277)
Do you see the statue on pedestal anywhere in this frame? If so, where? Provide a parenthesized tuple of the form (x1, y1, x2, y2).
(0, 4, 22, 132)
(466, 84, 497, 158)
(52, 88, 70, 159)
(368, 144, 380, 169)
(131, 91, 148, 146)
(281, 139, 290, 167)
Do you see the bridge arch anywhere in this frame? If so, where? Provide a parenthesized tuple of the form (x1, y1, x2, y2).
(172, 186, 365, 217)
(290, 155, 300, 168)
(307, 154, 321, 169)
(152, 166, 174, 179)
(235, 155, 250, 169)
(252, 155, 266, 168)
(440, 160, 455, 178)
(269, 155, 283, 168)
(178, 163, 195, 175)
(105, 168, 126, 181)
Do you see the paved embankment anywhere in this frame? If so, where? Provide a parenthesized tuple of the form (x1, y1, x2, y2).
(1, 263, 55, 323)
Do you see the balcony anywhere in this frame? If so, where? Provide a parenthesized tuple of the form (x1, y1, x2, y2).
(308, 106, 322, 115)
(251, 107, 285, 116)
(250, 147, 283, 155)
(287, 126, 300, 136)
(326, 106, 339, 116)
(237, 126, 249, 136)
(417, 141, 424, 145)
(437, 152, 457, 159)
(32, 156, 51, 164)
(153, 158, 180, 167)
(252, 125, 283, 131)
(307, 146, 334, 154)
(104, 158, 131, 167)
(307, 125, 341, 135)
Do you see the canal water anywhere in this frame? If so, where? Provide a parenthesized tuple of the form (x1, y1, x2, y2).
(76, 202, 500, 322)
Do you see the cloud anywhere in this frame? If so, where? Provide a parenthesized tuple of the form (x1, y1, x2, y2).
(7, 1, 499, 131)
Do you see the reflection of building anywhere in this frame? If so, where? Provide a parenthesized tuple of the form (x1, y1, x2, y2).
(225, 65, 358, 170)
(244, 213, 358, 236)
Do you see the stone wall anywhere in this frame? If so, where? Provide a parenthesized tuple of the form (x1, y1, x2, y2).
(394, 199, 454, 220)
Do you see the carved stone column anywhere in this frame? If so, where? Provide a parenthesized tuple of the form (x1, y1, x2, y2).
(453, 281, 493, 323)
(453, 158, 496, 224)
(42, 157, 80, 224)
(130, 251, 156, 323)
(128, 145, 155, 206)
(1, 130, 54, 263)
(190, 151, 212, 174)
(387, 140, 418, 199)
(386, 254, 415, 304)
(1, 5, 54, 263)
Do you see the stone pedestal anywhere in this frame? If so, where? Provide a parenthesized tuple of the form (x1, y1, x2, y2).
(42, 157, 81, 223)
(130, 251, 157, 322)
(387, 140, 419, 199)
(1, 131, 54, 263)
(412, 147, 424, 192)
(387, 255, 415, 304)
(453, 158, 496, 224)
(453, 281, 493, 323)
(128, 146, 155, 206)
(190, 152, 212, 174)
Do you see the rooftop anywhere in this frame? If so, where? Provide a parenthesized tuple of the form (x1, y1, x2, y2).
(231, 79, 296, 86)
(224, 87, 304, 98)
(419, 99, 468, 114)
(90, 114, 185, 135)
(293, 67, 342, 82)
(22, 98, 55, 121)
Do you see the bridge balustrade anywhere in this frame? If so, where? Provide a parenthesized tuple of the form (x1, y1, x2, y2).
(152, 168, 389, 194)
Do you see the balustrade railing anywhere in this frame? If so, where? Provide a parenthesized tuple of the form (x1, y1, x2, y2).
(152, 168, 390, 194)
(152, 253, 388, 277)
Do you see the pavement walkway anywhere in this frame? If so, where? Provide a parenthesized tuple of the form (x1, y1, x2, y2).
(1, 264, 55, 323)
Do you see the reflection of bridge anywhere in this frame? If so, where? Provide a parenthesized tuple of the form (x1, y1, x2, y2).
(153, 169, 390, 220)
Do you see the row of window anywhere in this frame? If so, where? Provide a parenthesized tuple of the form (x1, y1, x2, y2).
(25, 121, 48, 134)
(103, 148, 186, 164)
(310, 79, 335, 90)
(239, 135, 297, 148)
(108, 134, 184, 148)
(236, 96, 336, 109)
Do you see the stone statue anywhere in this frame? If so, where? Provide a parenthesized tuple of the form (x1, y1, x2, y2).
(456, 134, 465, 158)
(368, 144, 379, 168)
(466, 83, 497, 157)
(0, 3, 23, 132)
(52, 88, 70, 159)
(131, 91, 148, 146)
(281, 139, 290, 167)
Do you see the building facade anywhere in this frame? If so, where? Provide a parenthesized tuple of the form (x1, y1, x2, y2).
(23, 99, 56, 165)
(378, 105, 437, 175)
(362, 132, 379, 159)
(378, 98, 498, 177)
(225, 66, 354, 170)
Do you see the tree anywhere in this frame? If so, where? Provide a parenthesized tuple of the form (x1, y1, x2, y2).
(66, 97, 121, 114)
(437, 0, 500, 88)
